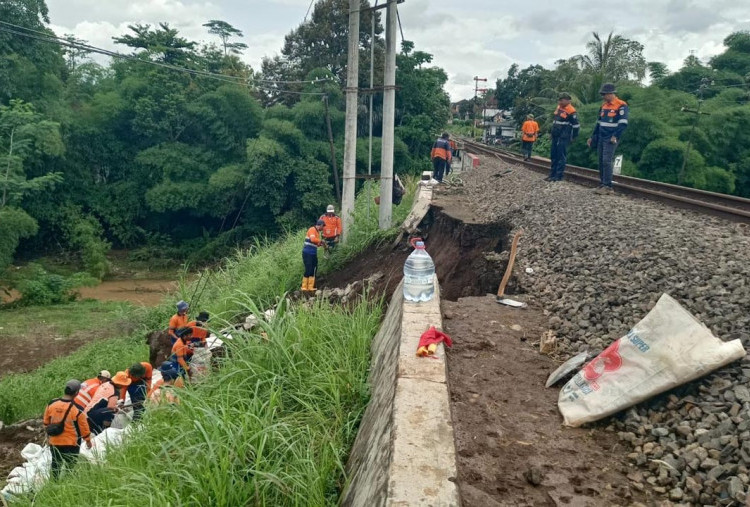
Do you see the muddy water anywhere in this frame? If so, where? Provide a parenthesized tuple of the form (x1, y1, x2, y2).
(2, 279, 178, 306)
(77, 279, 178, 306)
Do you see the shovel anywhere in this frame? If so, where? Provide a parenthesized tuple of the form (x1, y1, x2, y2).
(496, 230, 527, 308)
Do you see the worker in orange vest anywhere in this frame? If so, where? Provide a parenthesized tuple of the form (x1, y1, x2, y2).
(187, 311, 210, 347)
(521, 114, 540, 161)
(430, 133, 452, 183)
(319, 205, 342, 249)
(73, 370, 111, 410)
(547, 92, 580, 182)
(169, 300, 189, 343)
(43, 380, 93, 478)
(301, 219, 325, 293)
(85, 371, 131, 434)
(171, 327, 195, 378)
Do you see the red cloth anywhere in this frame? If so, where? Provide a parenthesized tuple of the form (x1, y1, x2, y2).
(417, 326, 453, 350)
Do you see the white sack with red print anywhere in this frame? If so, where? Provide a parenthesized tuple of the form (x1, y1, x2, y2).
(558, 293, 745, 427)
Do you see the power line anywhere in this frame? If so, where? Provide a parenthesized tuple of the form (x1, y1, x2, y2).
(304, 0, 317, 22)
(0, 20, 332, 87)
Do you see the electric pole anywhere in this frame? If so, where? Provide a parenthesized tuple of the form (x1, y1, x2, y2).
(379, 0, 397, 230)
(679, 77, 711, 185)
(473, 76, 487, 139)
(341, 0, 360, 243)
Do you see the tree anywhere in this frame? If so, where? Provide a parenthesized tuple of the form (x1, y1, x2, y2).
(711, 31, 750, 77)
(113, 23, 197, 65)
(263, 0, 381, 85)
(203, 20, 248, 56)
(0, 100, 62, 272)
(647, 62, 669, 82)
(576, 32, 646, 83)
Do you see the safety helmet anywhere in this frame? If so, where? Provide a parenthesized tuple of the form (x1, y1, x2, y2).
(98, 370, 112, 380)
(64, 379, 82, 395)
(558, 92, 572, 100)
(527, 114, 534, 119)
(176, 300, 189, 312)
(196, 311, 209, 322)
(316, 219, 325, 226)
(326, 204, 335, 213)
(599, 83, 617, 95)
(161, 368, 179, 381)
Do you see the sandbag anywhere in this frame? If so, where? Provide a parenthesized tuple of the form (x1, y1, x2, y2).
(558, 293, 746, 427)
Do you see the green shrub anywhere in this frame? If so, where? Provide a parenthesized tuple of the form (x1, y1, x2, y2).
(13, 264, 97, 306)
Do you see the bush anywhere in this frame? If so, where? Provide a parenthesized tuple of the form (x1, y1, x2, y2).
(13, 264, 98, 306)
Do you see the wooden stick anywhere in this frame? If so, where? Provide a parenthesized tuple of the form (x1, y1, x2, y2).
(497, 230, 523, 298)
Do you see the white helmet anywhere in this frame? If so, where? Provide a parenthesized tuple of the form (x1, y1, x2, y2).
(326, 204, 335, 213)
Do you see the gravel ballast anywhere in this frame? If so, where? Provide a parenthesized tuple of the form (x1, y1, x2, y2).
(460, 157, 750, 505)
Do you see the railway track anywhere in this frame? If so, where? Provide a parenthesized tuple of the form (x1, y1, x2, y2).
(461, 139, 750, 224)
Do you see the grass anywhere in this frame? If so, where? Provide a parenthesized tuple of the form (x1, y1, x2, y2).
(20, 298, 383, 506)
(0, 300, 131, 340)
(0, 334, 148, 423)
(2, 179, 416, 504)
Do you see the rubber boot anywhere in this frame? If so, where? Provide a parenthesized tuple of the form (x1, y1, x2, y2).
(301, 277, 309, 292)
(308, 276, 317, 293)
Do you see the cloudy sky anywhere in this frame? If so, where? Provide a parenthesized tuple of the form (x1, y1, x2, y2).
(46, 0, 750, 101)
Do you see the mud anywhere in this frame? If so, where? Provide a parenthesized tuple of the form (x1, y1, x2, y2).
(430, 184, 651, 505)
(318, 245, 410, 301)
(0, 419, 45, 484)
(443, 296, 650, 506)
(0, 334, 92, 380)
(77, 279, 177, 306)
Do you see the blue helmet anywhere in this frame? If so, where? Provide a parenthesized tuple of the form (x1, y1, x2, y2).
(176, 300, 189, 312)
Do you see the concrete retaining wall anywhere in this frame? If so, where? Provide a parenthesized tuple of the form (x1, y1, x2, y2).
(341, 186, 459, 507)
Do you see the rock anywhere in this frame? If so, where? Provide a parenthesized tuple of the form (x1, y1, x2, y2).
(701, 458, 720, 471)
(669, 487, 684, 501)
(735, 385, 750, 403)
(652, 427, 670, 438)
(510, 324, 523, 332)
(523, 466, 544, 486)
(728, 476, 745, 502)
(676, 425, 692, 437)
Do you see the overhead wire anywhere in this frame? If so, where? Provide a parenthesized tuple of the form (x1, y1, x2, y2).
(0, 20, 332, 89)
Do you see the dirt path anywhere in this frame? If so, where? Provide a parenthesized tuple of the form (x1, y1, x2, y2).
(443, 295, 651, 506)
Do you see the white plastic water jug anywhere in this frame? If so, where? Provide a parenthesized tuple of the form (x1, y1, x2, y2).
(403, 238, 435, 302)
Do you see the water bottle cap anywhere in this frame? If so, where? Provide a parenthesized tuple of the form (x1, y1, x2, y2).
(415, 241, 425, 248)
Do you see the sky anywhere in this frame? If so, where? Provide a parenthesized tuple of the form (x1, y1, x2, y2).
(46, 0, 750, 101)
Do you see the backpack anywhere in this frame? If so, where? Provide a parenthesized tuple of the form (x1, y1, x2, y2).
(45, 400, 74, 436)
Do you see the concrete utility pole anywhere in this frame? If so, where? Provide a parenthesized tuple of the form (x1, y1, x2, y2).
(379, 0, 397, 229)
(473, 76, 487, 139)
(679, 77, 712, 185)
(341, 0, 360, 243)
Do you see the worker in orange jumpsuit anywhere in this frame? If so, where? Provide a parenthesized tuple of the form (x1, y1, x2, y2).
(169, 300, 189, 343)
(170, 327, 195, 378)
(73, 370, 111, 410)
(301, 219, 325, 293)
(187, 311, 210, 347)
(430, 132, 452, 183)
(43, 380, 93, 478)
(319, 205, 342, 249)
(521, 114, 540, 161)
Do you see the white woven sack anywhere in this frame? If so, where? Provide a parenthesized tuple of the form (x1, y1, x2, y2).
(559, 293, 746, 427)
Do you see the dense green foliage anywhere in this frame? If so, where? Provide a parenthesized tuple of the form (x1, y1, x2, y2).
(489, 31, 750, 196)
(0, 0, 449, 290)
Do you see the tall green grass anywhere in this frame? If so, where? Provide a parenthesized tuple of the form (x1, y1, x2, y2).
(19, 298, 383, 506)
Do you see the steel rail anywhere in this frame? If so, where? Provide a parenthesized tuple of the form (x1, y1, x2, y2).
(460, 139, 750, 223)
